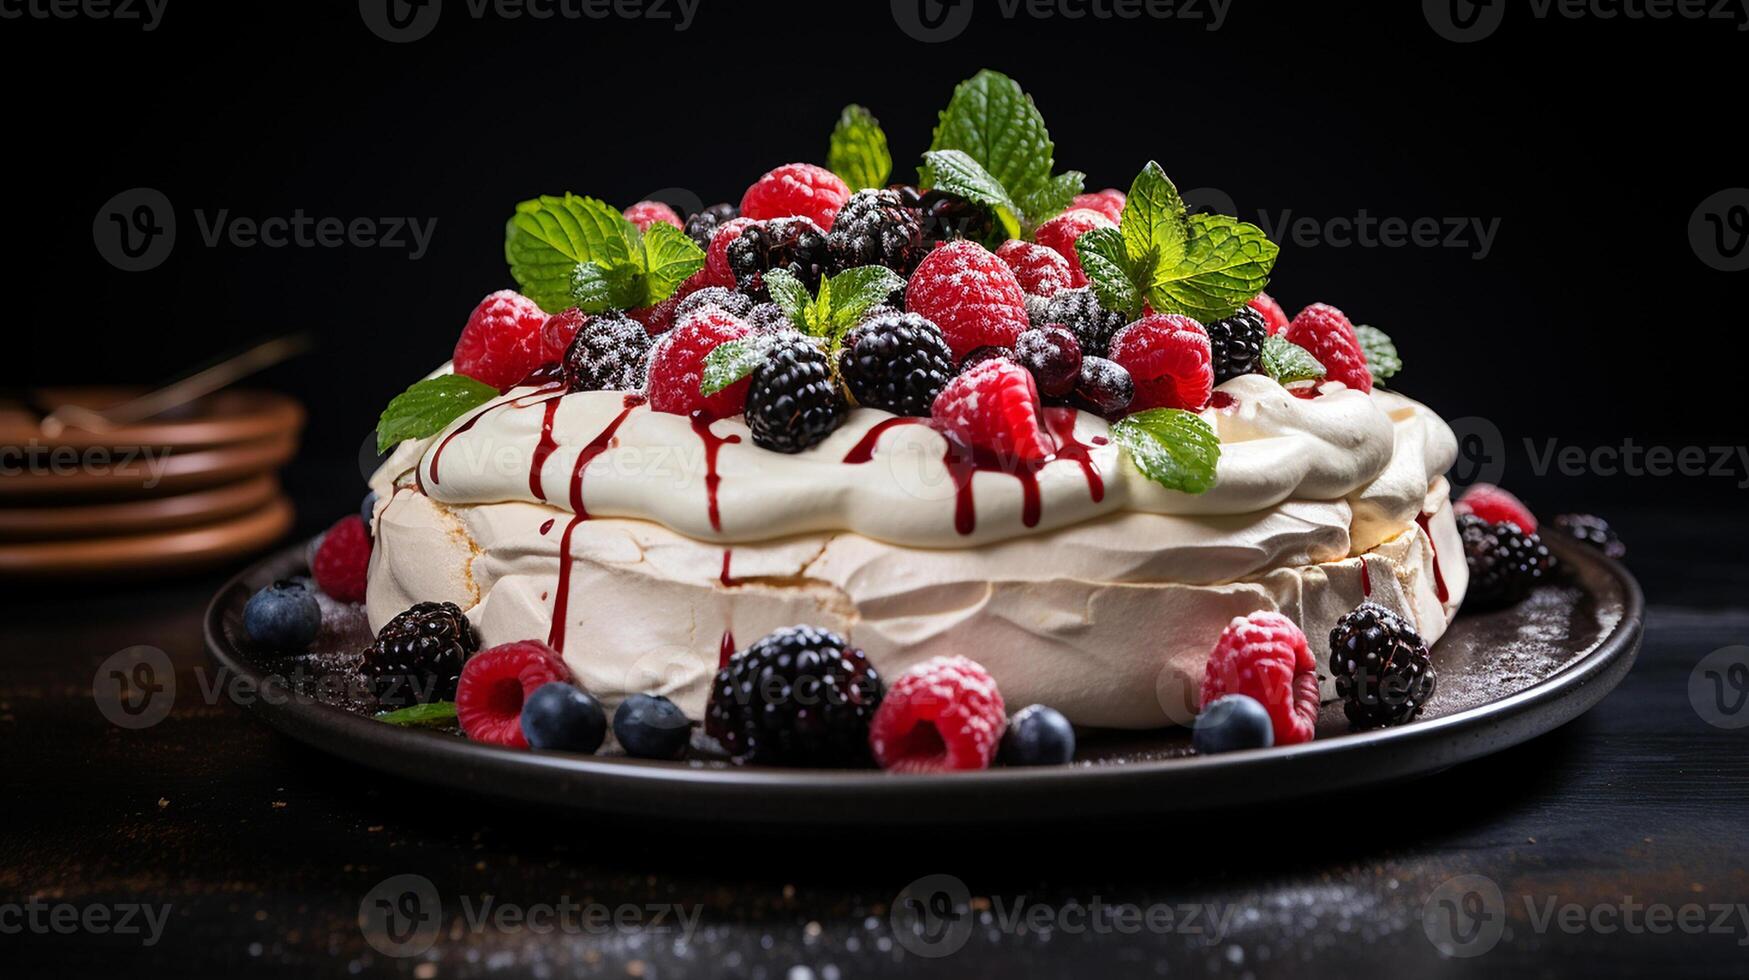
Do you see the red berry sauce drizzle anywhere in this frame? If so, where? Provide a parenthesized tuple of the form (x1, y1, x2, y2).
(424, 383, 565, 493)
(690, 410, 742, 533)
(1415, 512, 1450, 604)
(718, 630, 737, 669)
(544, 402, 638, 651)
(1359, 557, 1372, 597)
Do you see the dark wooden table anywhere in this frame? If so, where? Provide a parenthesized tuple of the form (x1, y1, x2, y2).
(5, 494, 1746, 978)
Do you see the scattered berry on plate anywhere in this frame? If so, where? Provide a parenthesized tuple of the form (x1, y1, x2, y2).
(455, 640, 572, 749)
(705, 625, 884, 766)
(645, 307, 754, 417)
(705, 216, 756, 286)
(362, 600, 480, 708)
(312, 515, 371, 604)
(453, 290, 550, 392)
(1068, 356, 1135, 416)
(998, 704, 1076, 766)
(745, 333, 848, 453)
(1069, 188, 1126, 224)
(1456, 483, 1538, 533)
(1285, 302, 1371, 393)
(613, 693, 692, 760)
(740, 163, 851, 229)
(905, 239, 1030, 360)
(932, 357, 1056, 463)
(243, 579, 321, 652)
(675, 286, 755, 322)
(728, 217, 831, 300)
(827, 188, 927, 277)
(995, 239, 1073, 298)
(1013, 325, 1083, 398)
(1109, 314, 1214, 412)
(1206, 305, 1269, 385)
(1248, 291, 1290, 334)
(622, 199, 683, 232)
(685, 202, 739, 251)
(520, 682, 607, 754)
(838, 311, 956, 416)
(1459, 514, 1557, 609)
(1199, 611, 1319, 746)
(1328, 602, 1437, 728)
(1192, 694, 1275, 754)
(562, 310, 652, 393)
(869, 655, 1007, 773)
(1034, 286, 1128, 359)
(1033, 208, 1117, 288)
(1551, 513, 1626, 560)
(539, 308, 587, 365)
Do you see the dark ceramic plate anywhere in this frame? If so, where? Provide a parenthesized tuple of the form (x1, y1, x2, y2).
(204, 534, 1642, 825)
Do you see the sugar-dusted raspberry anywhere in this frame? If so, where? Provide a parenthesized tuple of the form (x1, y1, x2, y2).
(539, 308, 587, 365)
(740, 163, 851, 230)
(1109, 314, 1214, 412)
(1456, 483, 1539, 534)
(452, 290, 549, 391)
(623, 200, 683, 232)
(1248, 291, 1290, 334)
(931, 357, 1056, 463)
(705, 217, 756, 287)
(995, 239, 1073, 298)
(312, 515, 371, 604)
(1032, 208, 1117, 288)
(1070, 189, 1126, 224)
(1200, 611, 1319, 746)
(1285, 302, 1372, 393)
(905, 240, 1031, 359)
(455, 640, 573, 749)
(645, 306, 753, 417)
(869, 655, 1007, 772)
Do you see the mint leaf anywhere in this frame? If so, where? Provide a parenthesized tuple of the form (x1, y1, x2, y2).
(375, 374, 499, 453)
(1076, 227, 1145, 317)
(1122, 161, 1187, 274)
(637, 222, 706, 305)
(828, 104, 892, 191)
(920, 149, 1022, 240)
(1261, 334, 1327, 385)
(929, 69, 1066, 219)
(571, 259, 643, 312)
(505, 194, 636, 311)
(1017, 170, 1085, 233)
(824, 266, 905, 331)
(1353, 325, 1401, 385)
(701, 337, 776, 396)
(1144, 213, 1279, 322)
(1111, 409, 1221, 495)
(374, 701, 458, 728)
(764, 269, 816, 331)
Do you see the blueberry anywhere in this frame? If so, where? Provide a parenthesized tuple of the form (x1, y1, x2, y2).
(612, 693, 691, 760)
(360, 490, 379, 537)
(520, 682, 607, 754)
(1193, 694, 1275, 754)
(243, 580, 321, 651)
(999, 704, 1076, 766)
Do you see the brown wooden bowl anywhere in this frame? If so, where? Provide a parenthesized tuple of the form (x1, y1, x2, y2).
(0, 388, 305, 451)
(0, 429, 300, 501)
(0, 494, 294, 579)
(0, 474, 282, 541)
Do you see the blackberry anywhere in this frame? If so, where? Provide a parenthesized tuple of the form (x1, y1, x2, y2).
(562, 311, 652, 393)
(827, 188, 926, 276)
(705, 625, 884, 766)
(727, 217, 829, 301)
(1459, 513, 1557, 609)
(362, 601, 479, 708)
(746, 301, 792, 333)
(684, 202, 738, 250)
(745, 333, 848, 453)
(1014, 326, 1083, 397)
(1329, 602, 1437, 728)
(1206, 306, 1268, 384)
(1552, 513, 1626, 560)
(896, 186, 997, 245)
(1068, 356, 1134, 416)
(1038, 287, 1128, 358)
(839, 312, 956, 416)
(675, 286, 754, 321)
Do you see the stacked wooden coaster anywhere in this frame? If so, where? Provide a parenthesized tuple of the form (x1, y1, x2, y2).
(0, 387, 303, 579)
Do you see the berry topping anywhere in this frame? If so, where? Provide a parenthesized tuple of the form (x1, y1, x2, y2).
(746, 301, 791, 333)
(645, 307, 754, 417)
(869, 655, 1007, 773)
(898, 186, 998, 246)
(685, 202, 739, 251)
(562, 310, 652, 393)
(1456, 483, 1539, 533)
(612, 693, 692, 760)
(1459, 514, 1557, 609)
(705, 216, 756, 286)
(998, 704, 1076, 766)
(1248, 291, 1290, 334)
(311, 515, 371, 604)
(243, 579, 321, 652)
(539, 308, 587, 365)
(1205, 305, 1269, 385)
(622, 200, 683, 232)
(452, 290, 549, 392)
(675, 285, 756, 322)
(838, 311, 956, 416)
(456, 640, 572, 749)
(1285, 302, 1371, 393)
(739, 162, 851, 230)
(932, 357, 1056, 463)
(745, 333, 848, 454)
(705, 625, 885, 766)
(520, 682, 607, 754)
(1032, 208, 1117, 288)
(1329, 602, 1437, 728)
(959, 345, 1014, 372)
(1109, 314, 1215, 412)
(1192, 694, 1275, 754)
(1068, 188, 1126, 224)
(995, 239, 1073, 298)
(1199, 611, 1319, 747)
(1033, 286, 1128, 359)
(727, 217, 831, 300)
(905, 239, 1030, 360)
(1013, 325, 1083, 398)
(826, 188, 927, 277)
(363, 600, 481, 708)
(1551, 513, 1626, 560)
(1068, 356, 1135, 416)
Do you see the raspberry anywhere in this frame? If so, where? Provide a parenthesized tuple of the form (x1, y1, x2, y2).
(1285, 303, 1372, 393)
(1551, 513, 1626, 560)
(685, 202, 739, 250)
(312, 515, 371, 604)
(1068, 355, 1134, 416)
(623, 200, 683, 232)
(932, 357, 1056, 463)
(739, 163, 851, 230)
(627, 269, 711, 337)
(705, 625, 884, 766)
(1069, 188, 1126, 224)
(1033, 208, 1117, 288)
(838, 311, 956, 416)
(452, 290, 549, 392)
(1205, 306, 1268, 385)
(1034, 286, 1128, 358)
(1248, 290, 1290, 334)
(868, 655, 1007, 772)
(706, 217, 756, 286)
(826, 188, 927, 276)
(646, 307, 754, 417)
(1459, 514, 1557, 609)
(563, 311, 652, 393)
(1456, 483, 1539, 533)
(727, 217, 830, 301)
(362, 601, 480, 708)
(1199, 611, 1319, 747)
(1329, 602, 1437, 728)
(995, 240, 1073, 298)
(1109, 314, 1214, 412)
(905, 240, 1031, 360)
(745, 333, 848, 453)
(1013, 325, 1082, 398)
(455, 640, 573, 749)
(539, 308, 587, 365)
